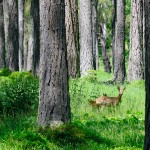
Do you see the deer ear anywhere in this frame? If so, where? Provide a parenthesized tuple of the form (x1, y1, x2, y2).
(117, 86, 120, 90)
(123, 87, 126, 90)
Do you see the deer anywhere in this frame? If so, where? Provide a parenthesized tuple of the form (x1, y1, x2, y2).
(89, 86, 126, 107)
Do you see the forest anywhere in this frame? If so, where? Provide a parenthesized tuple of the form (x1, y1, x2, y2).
(0, 0, 150, 150)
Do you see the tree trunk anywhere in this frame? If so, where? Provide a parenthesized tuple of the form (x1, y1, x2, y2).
(37, 0, 71, 128)
(92, 0, 99, 70)
(65, 0, 80, 78)
(79, 0, 93, 76)
(128, 0, 143, 82)
(18, 0, 25, 72)
(27, 0, 40, 75)
(100, 23, 111, 73)
(0, 0, 5, 68)
(5, 0, 19, 71)
(112, 0, 116, 72)
(144, 1, 150, 149)
(113, 0, 125, 83)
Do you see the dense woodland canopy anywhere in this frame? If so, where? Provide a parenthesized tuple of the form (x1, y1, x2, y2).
(0, 0, 150, 149)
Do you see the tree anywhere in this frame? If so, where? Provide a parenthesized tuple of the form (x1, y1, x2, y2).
(79, 0, 93, 76)
(127, 0, 143, 82)
(37, 0, 71, 128)
(0, 0, 5, 68)
(113, 0, 125, 83)
(92, 0, 99, 70)
(144, 0, 150, 149)
(18, 0, 25, 72)
(5, 0, 19, 71)
(65, 0, 80, 78)
(27, 0, 40, 75)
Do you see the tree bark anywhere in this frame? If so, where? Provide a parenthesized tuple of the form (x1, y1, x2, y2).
(128, 0, 143, 82)
(5, 0, 19, 71)
(65, 0, 80, 78)
(100, 23, 111, 73)
(92, 0, 99, 70)
(37, 0, 71, 128)
(18, 0, 25, 72)
(144, 0, 150, 149)
(79, 0, 93, 76)
(113, 0, 125, 83)
(27, 0, 40, 75)
(0, 0, 5, 68)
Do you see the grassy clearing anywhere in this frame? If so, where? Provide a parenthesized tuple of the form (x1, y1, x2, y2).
(0, 70, 145, 150)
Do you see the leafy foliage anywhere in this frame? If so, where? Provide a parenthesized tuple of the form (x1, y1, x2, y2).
(0, 69, 39, 115)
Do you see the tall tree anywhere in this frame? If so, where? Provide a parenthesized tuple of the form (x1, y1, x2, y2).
(65, 0, 80, 78)
(37, 0, 71, 128)
(113, 0, 125, 83)
(18, 0, 25, 72)
(127, 0, 143, 82)
(27, 0, 40, 75)
(5, 0, 19, 71)
(79, 0, 93, 76)
(92, 0, 99, 70)
(144, 0, 150, 149)
(0, 0, 5, 68)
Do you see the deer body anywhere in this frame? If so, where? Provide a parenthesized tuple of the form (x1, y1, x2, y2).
(94, 86, 126, 107)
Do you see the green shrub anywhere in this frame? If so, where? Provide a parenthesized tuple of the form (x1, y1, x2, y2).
(0, 68, 11, 77)
(0, 71, 39, 115)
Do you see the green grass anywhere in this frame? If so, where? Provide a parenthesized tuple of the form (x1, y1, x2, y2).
(0, 70, 145, 150)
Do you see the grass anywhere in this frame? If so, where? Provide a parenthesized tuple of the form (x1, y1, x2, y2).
(0, 70, 145, 150)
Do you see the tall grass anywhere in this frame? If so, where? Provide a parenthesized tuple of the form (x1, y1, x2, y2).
(0, 70, 145, 150)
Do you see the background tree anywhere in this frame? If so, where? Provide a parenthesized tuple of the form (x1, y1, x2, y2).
(98, 1, 112, 73)
(37, 0, 71, 128)
(92, 0, 99, 70)
(0, 0, 5, 68)
(127, 0, 143, 82)
(5, 0, 19, 71)
(65, 0, 80, 78)
(113, 0, 125, 83)
(18, 0, 25, 72)
(144, 0, 150, 149)
(27, 0, 40, 75)
(79, 0, 93, 76)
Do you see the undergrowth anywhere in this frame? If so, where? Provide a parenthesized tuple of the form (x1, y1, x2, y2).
(0, 69, 145, 150)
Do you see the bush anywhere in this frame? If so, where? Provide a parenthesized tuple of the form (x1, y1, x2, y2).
(0, 71, 39, 115)
(0, 68, 11, 77)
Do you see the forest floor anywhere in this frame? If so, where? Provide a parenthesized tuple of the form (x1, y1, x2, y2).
(0, 70, 144, 150)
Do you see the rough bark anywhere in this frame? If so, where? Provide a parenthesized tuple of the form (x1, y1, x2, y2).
(0, 0, 5, 68)
(112, 0, 116, 72)
(128, 0, 143, 82)
(113, 0, 125, 83)
(27, 0, 40, 75)
(79, 0, 93, 76)
(92, 0, 99, 70)
(144, 1, 150, 149)
(18, 0, 25, 72)
(100, 23, 111, 73)
(65, 0, 80, 78)
(37, 0, 71, 128)
(5, 0, 19, 71)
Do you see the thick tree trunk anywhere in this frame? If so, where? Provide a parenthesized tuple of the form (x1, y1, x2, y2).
(5, 0, 19, 71)
(37, 0, 71, 128)
(65, 0, 80, 78)
(27, 0, 40, 75)
(79, 0, 93, 76)
(0, 0, 5, 68)
(144, 1, 150, 149)
(113, 0, 125, 83)
(100, 23, 111, 73)
(128, 0, 143, 82)
(92, 0, 99, 70)
(18, 0, 25, 72)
